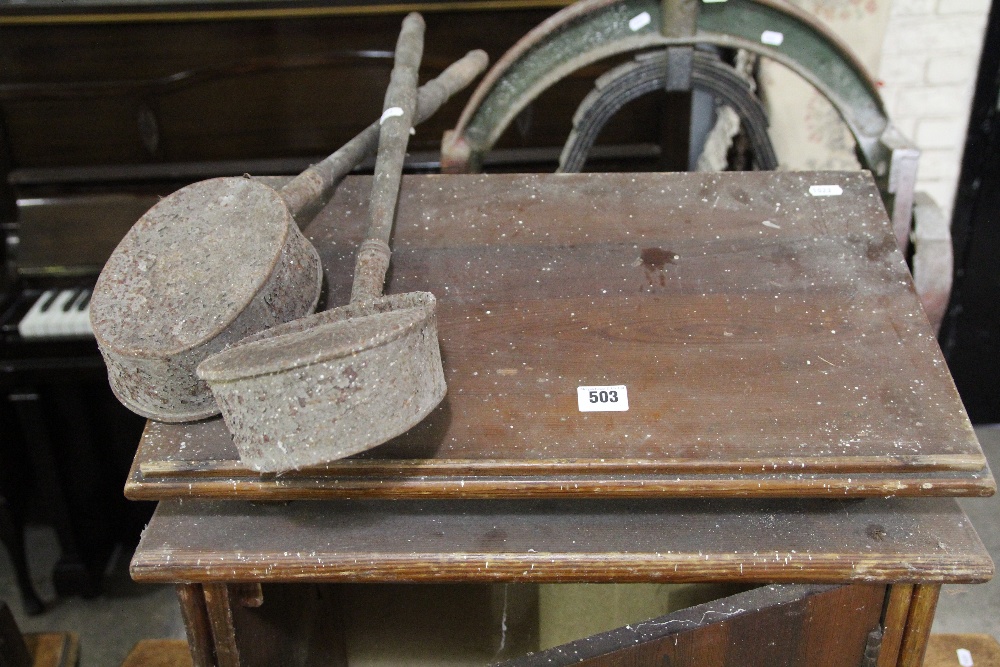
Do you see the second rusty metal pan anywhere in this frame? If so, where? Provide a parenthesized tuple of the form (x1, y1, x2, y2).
(196, 292, 445, 470)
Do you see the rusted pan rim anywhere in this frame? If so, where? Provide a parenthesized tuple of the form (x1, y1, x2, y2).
(91, 177, 323, 423)
(197, 292, 447, 472)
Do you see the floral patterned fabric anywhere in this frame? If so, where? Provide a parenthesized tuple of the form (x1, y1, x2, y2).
(759, 0, 893, 170)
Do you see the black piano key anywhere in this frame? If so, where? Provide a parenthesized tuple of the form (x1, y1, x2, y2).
(39, 290, 59, 312)
(76, 290, 92, 311)
(61, 289, 81, 312)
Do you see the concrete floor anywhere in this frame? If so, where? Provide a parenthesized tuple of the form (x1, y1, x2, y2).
(932, 424, 1000, 639)
(0, 528, 185, 666)
(1, 427, 998, 665)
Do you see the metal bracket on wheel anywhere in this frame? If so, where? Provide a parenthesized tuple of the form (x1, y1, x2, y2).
(665, 46, 694, 92)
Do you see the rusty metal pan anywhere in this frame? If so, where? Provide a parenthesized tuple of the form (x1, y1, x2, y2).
(91, 177, 322, 423)
(196, 292, 445, 470)
(91, 44, 487, 424)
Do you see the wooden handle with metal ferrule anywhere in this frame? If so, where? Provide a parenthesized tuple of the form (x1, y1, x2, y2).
(349, 13, 424, 303)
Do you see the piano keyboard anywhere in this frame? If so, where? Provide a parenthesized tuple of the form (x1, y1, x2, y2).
(17, 288, 94, 339)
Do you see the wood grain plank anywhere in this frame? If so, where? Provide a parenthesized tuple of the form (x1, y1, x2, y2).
(125, 172, 991, 499)
(498, 584, 885, 667)
(137, 452, 990, 478)
(126, 469, 996, 501)
(203, 584, 240, 667)
(794, 583, 885, 666)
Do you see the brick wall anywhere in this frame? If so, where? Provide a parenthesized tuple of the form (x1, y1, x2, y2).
(878, 0, 991, 217)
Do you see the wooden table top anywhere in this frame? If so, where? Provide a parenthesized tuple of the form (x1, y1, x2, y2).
(126, 171, 994, 500)
(129, 497, 993, 584)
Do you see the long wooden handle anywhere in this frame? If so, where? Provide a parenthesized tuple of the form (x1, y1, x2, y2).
(280, 46, 489, 224)
(348, 13, 424, 302)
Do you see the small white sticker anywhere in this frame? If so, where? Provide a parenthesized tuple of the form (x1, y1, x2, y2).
(761, 30, 784, 45)
(957, 648, 974, 667)
(628, 11, 651, 31)
(578, 385, 629, 412)
(379, 107, 404, 124)
(809, 184, 844, 196)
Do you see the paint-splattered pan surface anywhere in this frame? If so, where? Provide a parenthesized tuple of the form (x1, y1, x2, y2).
(197, 292, 446, 471)
(91, 176, 322, 423)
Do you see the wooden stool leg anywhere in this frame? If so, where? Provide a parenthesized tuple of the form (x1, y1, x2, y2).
(877, 584, 914, 667)
(203, 584, 241, 667)
(176, 584, 216, 667)
(897, 583, 941, 667)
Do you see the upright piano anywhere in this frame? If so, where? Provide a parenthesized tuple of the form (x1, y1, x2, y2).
(0, 192, 157, 602)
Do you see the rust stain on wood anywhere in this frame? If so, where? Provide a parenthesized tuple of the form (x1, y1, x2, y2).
(639, 246, 676, 287)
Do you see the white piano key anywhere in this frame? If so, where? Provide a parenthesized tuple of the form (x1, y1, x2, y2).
(18, 288, 96, 339)
(41, 290, 78, 337)
(49, 289, 72, 337)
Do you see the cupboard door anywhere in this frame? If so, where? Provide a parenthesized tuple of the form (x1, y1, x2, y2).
(498, 583, 886, 667)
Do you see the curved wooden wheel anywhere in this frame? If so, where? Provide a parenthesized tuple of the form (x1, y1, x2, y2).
(441, 0, 919, 246)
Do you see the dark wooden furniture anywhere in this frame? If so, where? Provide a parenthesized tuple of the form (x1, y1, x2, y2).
(0, 494, 42, 614)
(131, 497, 992, 666)
(126, 172, 994, 500)
(0, 0, 665, 194)
(126, 171, 992, 666)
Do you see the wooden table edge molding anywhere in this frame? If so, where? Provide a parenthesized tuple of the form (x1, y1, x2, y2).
(0, 0, 574, 25)
(124, 469, 998, 501)
(131, 550, 995, 585)
(129, 497, 994, 585)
